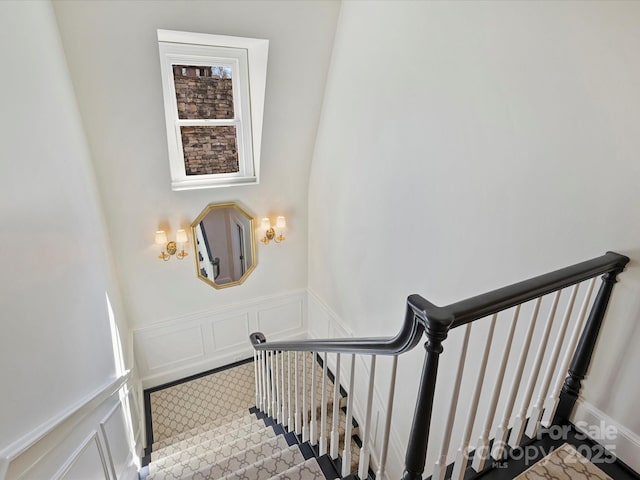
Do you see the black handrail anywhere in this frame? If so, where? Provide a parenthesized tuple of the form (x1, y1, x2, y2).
(435, 250, 629, 328)
(250, 251, 629, 354)
(249, 251, 629, 480)
(249, 297, 425, 355)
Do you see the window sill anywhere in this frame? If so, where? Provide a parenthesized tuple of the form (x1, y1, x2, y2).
(171, 176, 258, 191)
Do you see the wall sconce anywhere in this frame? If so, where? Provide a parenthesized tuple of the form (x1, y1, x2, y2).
(155, 229, 189, 261)
(260, 216, 286, 244)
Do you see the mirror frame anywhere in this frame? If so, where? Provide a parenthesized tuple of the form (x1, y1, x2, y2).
(191, 202, 257, 289)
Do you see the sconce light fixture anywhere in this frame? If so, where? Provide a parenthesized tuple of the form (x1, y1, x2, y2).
(155, 229, 189, 261)
(260, 216, 286, 244)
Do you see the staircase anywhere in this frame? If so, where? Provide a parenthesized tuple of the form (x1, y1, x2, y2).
(142, 252, 631, 480)
(142, 354, 363, 480)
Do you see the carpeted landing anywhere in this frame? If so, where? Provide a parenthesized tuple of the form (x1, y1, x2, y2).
(515, 443, 612, 480)
(143, 356, 359, 480)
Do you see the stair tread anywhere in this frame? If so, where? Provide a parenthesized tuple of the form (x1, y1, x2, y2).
(218, 445, 306, 480)
(147, 436, 292, 480)
(152, 411, 254, 451)
(150, 362, 256, 442)
(269, 457, 334, 480)
(151, 416, 263, 462)
(146, 358, 358, 480)
(152, 413, 257, 457)
(149, 424, 276, 473)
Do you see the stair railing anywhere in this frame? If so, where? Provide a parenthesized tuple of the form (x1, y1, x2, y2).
(250, 251, 629, 480)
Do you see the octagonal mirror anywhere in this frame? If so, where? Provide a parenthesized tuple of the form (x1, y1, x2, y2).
(191, 203, 256, 289)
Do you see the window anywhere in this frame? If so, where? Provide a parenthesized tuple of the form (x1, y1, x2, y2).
(157, 30, 268, 190)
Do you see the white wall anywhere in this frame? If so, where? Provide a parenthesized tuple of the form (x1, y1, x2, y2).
(0, 1, 138, 478)
(308, 0, 640, 476)
(52, 0, 340, 386)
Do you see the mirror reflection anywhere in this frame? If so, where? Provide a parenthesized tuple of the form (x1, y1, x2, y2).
(191, 203, 256, 289)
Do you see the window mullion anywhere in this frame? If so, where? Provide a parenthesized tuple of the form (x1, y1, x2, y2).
(176, 119, 236, 127)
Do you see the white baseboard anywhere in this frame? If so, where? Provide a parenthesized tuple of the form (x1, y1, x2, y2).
(572, 398, 640, 474)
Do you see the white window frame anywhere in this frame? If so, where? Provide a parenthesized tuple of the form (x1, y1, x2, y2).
(157, 30, 268, 190)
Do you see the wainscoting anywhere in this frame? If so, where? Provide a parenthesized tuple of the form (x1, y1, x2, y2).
(0, 373, 141, 480)
(133, 290, 308, 389)
(307, 289, 406, 479)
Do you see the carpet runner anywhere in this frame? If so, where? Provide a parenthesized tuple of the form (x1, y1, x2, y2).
(143, 356, 358, 480)
(515, 443, 613, 480)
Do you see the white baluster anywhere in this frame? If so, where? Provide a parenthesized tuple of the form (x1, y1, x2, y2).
(281, 350, 287, 427)
(492, 299, 541, 460)
(376, 354, 398, 480)
(254, 350, 261, 410)
(433, 324, 472, 480)
(311, 352, 318, 445)
(274, 351, 280, 423)
(319, 352, 328, 455)
(342, 354, 356, 477)
(302, 351, 309, 442)
(525, 284, 579, 439)
(509, 291, 561, 448)
(451, 314, 497, 480)
(330, 353, 341, 458)
(257, 350, 261, 411)
(541, 278, 596, 427)
(295, 351, 301, 434)
(471, 307, 520, 472)
(269, 350, 278, 420)
(271, 351, 277, 418)
(266, 351, 272, 417)
(288, 351, 293, 429)
(261, 350, 267, 413)
(358, 355, 377, 480)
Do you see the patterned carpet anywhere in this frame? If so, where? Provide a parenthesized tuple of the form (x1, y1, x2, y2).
(149, 354, 339, 444)
(145, 355, 359, 479)
(150, 361, 257, 442)
(515, 443, 613, 480)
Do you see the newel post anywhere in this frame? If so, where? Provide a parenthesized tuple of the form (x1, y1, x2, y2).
(555, 265, 626, 422)
(402, 316, 451, 480)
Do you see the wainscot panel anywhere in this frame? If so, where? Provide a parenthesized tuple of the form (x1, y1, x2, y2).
(100, 402, 133, 480)
(307, 289, 405, 478)
(57, 432, 109, 480)
(212, 313, 250, 352)
(257, 302, 304, 336)
(134, 290, 308, 388)
(144, 325, 206, 371)
(307, 288, 333, 338)
(0, 374, 139, 480)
